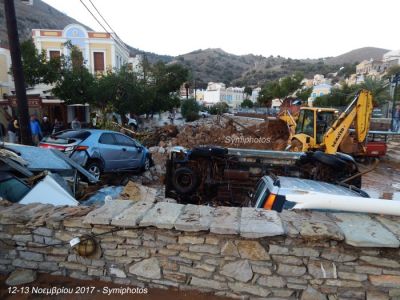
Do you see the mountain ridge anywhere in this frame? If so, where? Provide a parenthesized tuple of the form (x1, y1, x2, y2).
(0, 1, 392, 86)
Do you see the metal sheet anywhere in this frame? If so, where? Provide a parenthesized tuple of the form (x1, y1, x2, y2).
(5, 144, 71, 171)
(20, 174, 79, 206)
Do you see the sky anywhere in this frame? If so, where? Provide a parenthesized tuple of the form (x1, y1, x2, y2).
(42, 0, 399, 59)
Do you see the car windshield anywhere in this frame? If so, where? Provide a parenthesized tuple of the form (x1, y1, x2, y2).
(0, 177, 31, 203)
(43, 131, 91, 144)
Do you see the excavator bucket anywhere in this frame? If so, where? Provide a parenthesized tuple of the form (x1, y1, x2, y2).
(355, 90, 373, 143)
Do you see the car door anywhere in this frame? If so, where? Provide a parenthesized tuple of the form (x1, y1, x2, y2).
(98, 133, 124, 171)
(113, 133, 141, 169)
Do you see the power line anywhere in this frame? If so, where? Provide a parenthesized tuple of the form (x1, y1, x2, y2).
(79, 0, 127, 52)
(86, 0, 126, 49)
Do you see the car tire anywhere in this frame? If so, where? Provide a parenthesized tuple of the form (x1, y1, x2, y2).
(172, 167, 199, 194)
(86, 161, 102, 180)
(312, 151, 348, 170)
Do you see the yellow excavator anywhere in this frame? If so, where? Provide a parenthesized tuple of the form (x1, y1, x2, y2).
(287, 89, 373, 155)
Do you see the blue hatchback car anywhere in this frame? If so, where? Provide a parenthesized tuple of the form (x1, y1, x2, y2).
(39, 129, 152, 180)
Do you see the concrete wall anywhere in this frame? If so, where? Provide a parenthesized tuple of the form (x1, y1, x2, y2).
(1, 201, 400, 299)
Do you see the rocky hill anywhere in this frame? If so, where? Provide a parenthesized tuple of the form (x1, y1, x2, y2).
(0, 1, 391, 86)
(173, 48, 339, 87)
(324, 47, 389, 65)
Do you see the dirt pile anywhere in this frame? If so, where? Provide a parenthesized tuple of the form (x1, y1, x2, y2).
(172, 117, 289, 150)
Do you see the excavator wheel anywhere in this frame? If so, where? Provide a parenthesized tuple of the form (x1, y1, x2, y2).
(289, 139, 304, 152)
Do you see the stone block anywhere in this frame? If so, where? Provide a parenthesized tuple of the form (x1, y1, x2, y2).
(308, 260, 338, 279)
(180, 265, 212, 278)
(228, 282, 270, 297)
(210, 206, 240, 235)
(277, 264, 306, 277)
(370, 275, 400, 288)
(19, 251, 43, 262)
(191, 277, 228, 290)
(111, 200, 155, 227)
(32, 227, 53, 237)
(178, 236, 204, 245)
(139, 202, 184, 229)
(236, 241, 269, 260)
(257, 275, 286, 288)
(189, 244, 220, 254)
(360, 256, 400, 268)
(109, 267, 126, 278)
(220, 260, 253, 282)
(221, 240, 240, 257)
(240, 208, 284, 238)
(331, 213, 400, 248)
(175, 204, 214, 232)
(128, 258, 161, 279)
(84, 200, 134, 225)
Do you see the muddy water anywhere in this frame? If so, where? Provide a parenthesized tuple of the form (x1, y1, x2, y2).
(362, 159, 400, 200)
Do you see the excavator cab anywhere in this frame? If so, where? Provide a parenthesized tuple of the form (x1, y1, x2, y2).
(291, 108, 338, 151)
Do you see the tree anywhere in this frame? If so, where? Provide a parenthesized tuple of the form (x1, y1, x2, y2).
(385, 65, 400, 78)
(295, 87, 313, 102)
(358, 77, 389, 106)
(20, 39, 61, 86)
(208, 102, 229, 115)
(240, 99, 254, 108)
(258, 72, 304, 106)
(313, 83, 358, 107)
(244, 86, 252, 98)
(181, 98, 200, 121)
(52, 45, 96, 105)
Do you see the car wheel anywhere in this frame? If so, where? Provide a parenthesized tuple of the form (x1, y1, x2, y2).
(86, 161, 102, 180)
(172, 167, 199, 194)
(143, 156, 151, 171)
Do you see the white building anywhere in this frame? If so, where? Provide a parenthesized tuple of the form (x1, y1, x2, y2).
(250, 87, 261, 103)
(128, 54, 143, 74)
(203, 82, 245, 108)
(308, 83, 332, 106)
(383, 49, 400, 65)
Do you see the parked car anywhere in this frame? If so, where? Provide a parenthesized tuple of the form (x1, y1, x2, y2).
(251, 175, 369, 212)
(39, 129, 152, 180)
(199, 110, 210, 118)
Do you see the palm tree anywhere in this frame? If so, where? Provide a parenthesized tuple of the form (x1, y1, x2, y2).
(358, 77, 390, 106)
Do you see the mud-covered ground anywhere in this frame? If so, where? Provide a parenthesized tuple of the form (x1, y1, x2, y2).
(362, 159, 400, 200)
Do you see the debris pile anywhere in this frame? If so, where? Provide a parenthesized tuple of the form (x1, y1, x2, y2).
(172, 117, 289, 150)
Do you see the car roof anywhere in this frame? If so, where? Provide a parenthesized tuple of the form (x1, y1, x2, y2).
(59, 129, 123, 134)
(264, 175, 365, 197)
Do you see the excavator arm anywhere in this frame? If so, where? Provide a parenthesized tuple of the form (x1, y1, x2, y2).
(323, 89, 373, 154)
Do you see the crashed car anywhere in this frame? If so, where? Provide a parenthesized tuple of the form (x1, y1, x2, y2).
(251, 175, 369, 212)
(165, 146, 362, 207)
(39, 129, 153, 180)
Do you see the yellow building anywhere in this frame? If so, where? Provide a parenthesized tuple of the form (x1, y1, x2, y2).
(32, 24, 130, 74)
(0, 47, 13, 100)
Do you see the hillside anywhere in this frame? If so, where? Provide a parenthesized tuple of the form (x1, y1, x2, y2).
(173, 48, 339, 87)
(324, 47, 389, 65)
(0, 0, 171, 63)
(0, 1, 391, 87)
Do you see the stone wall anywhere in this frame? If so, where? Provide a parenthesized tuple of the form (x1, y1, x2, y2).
(1, 200, 400, 299)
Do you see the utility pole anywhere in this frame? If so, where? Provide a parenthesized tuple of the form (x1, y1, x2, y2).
(4, 0, 32, 145)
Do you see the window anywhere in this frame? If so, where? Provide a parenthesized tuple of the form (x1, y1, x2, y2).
(99, 133, 115, 145)
(114, 134, 135, 147)
(93, 52, 105, 72)
(49, 50, 61, 60)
